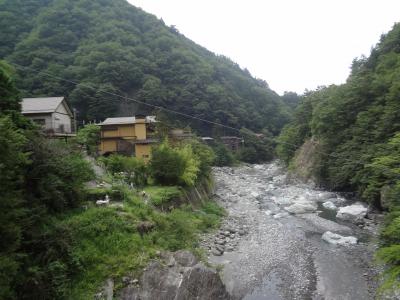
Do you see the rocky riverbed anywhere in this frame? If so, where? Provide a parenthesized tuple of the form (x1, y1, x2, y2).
(201, 162, 381, 300)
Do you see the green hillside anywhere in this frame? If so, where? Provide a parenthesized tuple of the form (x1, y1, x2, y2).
(277, 23, 400, 290)
(0, 0, 290, 135)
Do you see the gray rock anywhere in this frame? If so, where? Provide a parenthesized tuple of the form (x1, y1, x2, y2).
(322, 201, 337, 210)
(212, 248, 223, 256)
(175, 263, 231, 299)
(215, 239, 226, 245)
(230, 227, 237, 233)
(216, 245, 225, 252)
(166, 256, 176, 267)
(173, 250, 198, 267)
(336, 203, 368, 223)
(284, 201, 317, 214)
(104, 278, 114, 300)
(273, 212, 290, 219)
(321, 231, 357, 246)
(316, 192, 337, 201)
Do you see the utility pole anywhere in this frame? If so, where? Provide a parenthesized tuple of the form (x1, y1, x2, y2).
(73, 108, 78, 133)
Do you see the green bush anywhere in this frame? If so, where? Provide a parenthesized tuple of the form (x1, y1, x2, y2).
(100, 154, 148, 186)
(195, 201, 225, 231)
(149, 141, 200, 186)
(149, 142, 185, 185)
(24, 137, 95, 212)
(236, 147, 258, 164)
(0, 126, 94, 299)
(178, 144, 200, 186)
(381, 216, 400, 245)
(145, 186, 182, 207)
(0, 116, 28, 299)
(237, 128, 274, 163)
(376, 245, 400, 291)
(76, 124, 100, 155)
(188, 140, 215, 178)
(213, 143, 235, 166)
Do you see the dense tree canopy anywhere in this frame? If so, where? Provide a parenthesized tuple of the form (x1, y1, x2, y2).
(0, 0, 291, 135)
(277, 23, 400, 289)
(278, 23, 400, 201)
(0, 62, 94, 299)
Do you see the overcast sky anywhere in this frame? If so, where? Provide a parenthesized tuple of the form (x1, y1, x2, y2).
(127, 0, 399, 95)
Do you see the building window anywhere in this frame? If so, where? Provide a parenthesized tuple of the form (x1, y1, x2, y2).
(33, 119, 45, 126)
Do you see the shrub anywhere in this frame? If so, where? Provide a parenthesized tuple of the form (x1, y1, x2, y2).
(149, 142, 185, 185)
(145, 186, 182, 207)
(188, 140, 215, 178)
(376, 245, 400, 291)
(213, 143, 235, 166)
(236, 147, 258, 163)
(238, 128, 274, 163)
(149, 141, 200, 186)
(24, 137, 95, 211)
(100, 155, 148, 186)
(76, 124, 100, 155)
(0, 117, 28, 299)
(178, 144, 200, 186)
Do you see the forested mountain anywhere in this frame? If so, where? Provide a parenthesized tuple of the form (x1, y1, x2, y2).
(277, 23, 400, 289)
(0, 0, 290, 135)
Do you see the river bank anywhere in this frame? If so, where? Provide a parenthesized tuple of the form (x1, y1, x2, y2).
(201, 162, 381, 300)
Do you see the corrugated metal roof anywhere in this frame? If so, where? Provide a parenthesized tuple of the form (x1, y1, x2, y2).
(101, 117, 136, 125)
(100, 116, 156, 125)
(22, 97, 65, 114)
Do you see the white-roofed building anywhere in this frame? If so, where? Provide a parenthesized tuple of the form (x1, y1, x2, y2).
(21, 97, 75, 136)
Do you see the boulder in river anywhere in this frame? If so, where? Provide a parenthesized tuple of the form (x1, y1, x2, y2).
(336, 203, 367, 223)
(321, 231, 357, 246)
(322, 201, 337, 210)
(284, 201, 317, 214)
(315, 192, 337, 202)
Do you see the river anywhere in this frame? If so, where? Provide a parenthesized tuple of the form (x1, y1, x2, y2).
(201, 162, 380, 300)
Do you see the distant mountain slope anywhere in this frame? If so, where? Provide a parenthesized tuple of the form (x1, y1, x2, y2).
(0, 0, 290, 134)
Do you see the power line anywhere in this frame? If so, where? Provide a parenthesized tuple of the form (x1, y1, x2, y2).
(3, 64, 365, 154)
(10, 62, 400, 179)
(11, 62, 243, 133)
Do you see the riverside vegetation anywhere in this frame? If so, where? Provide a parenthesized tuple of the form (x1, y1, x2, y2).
(0, 63, 224, 299)
(277, 23, 400, 291)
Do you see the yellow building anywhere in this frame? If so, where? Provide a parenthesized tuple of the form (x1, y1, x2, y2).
(99, 115, 157, 162)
